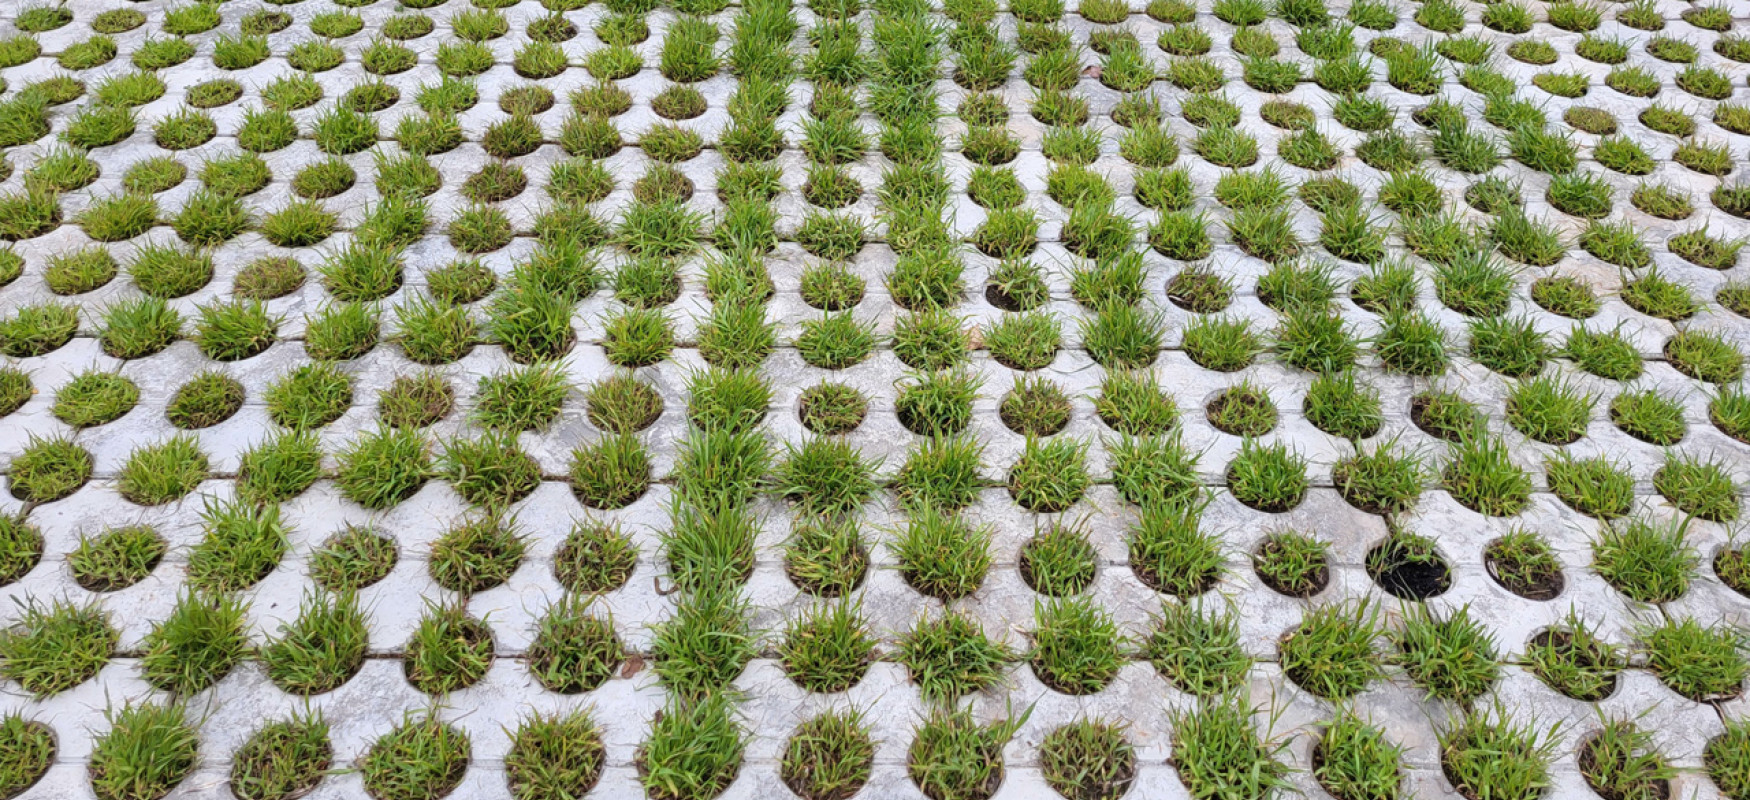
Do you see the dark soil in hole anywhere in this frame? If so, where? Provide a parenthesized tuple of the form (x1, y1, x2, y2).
(1528, 629, 1619, 701)
(1484, 539, 1565, 601)
(1366, 536, 1451, 599)
(1579, 732, 1671, 800)
(985, 283, 1023, 311)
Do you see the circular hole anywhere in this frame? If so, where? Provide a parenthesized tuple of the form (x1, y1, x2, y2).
(1526, 628, 1619, 702)
(1715, 546, 1750, 599)
(1366, 534, 1451, 600)
(1252, 532, 1329, 598)
(1577, 730, 1672, 800)
(1483, 536, 1564, 601)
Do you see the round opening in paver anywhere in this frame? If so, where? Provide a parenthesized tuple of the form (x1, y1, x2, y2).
(1366, 533, 1451, 600)
(1484, 533, 1564, 601)
(1253, 532, 1331, 598)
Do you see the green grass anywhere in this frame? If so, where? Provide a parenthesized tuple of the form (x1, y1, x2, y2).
(783, 712, 874, 800)
(908, 710, 1021, 800)
(639, 694, 744, 800)
(1253, 531, 1329, 597)
(687, 367, 771, 434)
(77, 192, 156, 242)
(508, 712, 605, 799)
(0, 599, 115, 698)
(1171, 694, 1290, 799)
(779, 600, 876, 693)
(403, 602, 494, 695)
(1526, 613, 1621, 700)
(1642, 616, 1747, 700)
(307, 527, 398, 594)
(335, 427, 433, 510)
(568, 434, 650, 510)
(1593, 517, 1696, 604)
(89, 702, 199, 800)
(1125, 494, 1221, 596)
(1030, 596, 1125, 694)
(651, 584, 756, 696)
(1008, 436, 1090, 513)
(195, 299, 279, 361)
(360, 714, 470, 800)
(236, 430, 323, 507)
(1314, 713, 1404, 800)
(188, 498, 289, 592)
(1207, 382, 1276, 436)
(1579, 718, 1674, 800)
(1667, 330, 1744, 384)
(1281, 600, 1382, 699)
(0, 714, 53, 798)
(1394, 604, 1499, 702)
(99, 296, 181, 360)
(1655, 453, 1739, 522)
(230, 714, 332, 800)
(117, 435, 207, 507)
(264, 363, 352, 429)
(1226, 439, 1308, 513)
(429, 516, 527, 593)
(1440, 706, 1558, 800)
(774, 437, 880, 515)
(0, 516, 38, 587)
(785, 516, 866, 597)
(550, 522, 637, 595)
(140, 588, 249, 694)
(528, 596, 622, 694)
(261, 591, 367, 696)
(7, 435, 92, 503)
(1000, 376, 1072, 436)
(70, 525, 165, 592)
(1709, 721, 1750, 800)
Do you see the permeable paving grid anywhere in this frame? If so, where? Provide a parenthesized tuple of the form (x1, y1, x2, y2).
(2, 0, 1750, 798)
